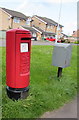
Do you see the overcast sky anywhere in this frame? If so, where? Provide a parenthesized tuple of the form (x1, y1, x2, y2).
(0, 0, 78, 35)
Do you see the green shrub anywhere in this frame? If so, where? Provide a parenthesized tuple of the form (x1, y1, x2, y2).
(74, 41, 79, 44)
(61, 39, 65, 43)
(65, 39, 70, 43)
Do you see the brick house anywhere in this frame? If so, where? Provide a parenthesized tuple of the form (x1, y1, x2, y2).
(0, 7, 29, 31)
(20, 26, 38, 40)
(31, 15, 63, 40)
(21, 15, 63, 40)
(71, 30, 79, 41)
(0, 7, 64, 41)
(72, 30, 79, 38)
(21, 25, 56, 40)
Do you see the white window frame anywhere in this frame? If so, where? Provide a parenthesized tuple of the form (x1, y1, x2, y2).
(26, 18, 31, 25)
(32, 33, 36, 37)
(47, 25, 50, 29)
(13, 17, 20, 23)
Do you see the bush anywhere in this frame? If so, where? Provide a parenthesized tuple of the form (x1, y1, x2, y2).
(74, 41, 79, 44)
(65, 39, 70, 43)
(61, 39, 65, 43)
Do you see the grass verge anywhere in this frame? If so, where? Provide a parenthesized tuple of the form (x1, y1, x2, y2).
(2, 45, 77, 118)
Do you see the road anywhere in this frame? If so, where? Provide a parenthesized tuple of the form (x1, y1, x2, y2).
(0, 39, 55, 47)
(0, 39, 78, 47)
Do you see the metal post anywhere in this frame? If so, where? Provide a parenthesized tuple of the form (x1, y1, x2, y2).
(55, 0, 62, 43)
(57, 67, 63, 77)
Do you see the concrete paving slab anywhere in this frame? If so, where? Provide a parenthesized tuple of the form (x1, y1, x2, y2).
(41, 97, 77, 118)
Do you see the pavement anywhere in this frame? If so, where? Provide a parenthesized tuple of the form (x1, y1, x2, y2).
(41, 96, 77, 118)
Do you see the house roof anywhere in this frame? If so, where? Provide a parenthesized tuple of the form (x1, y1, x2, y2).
(21, 25, 56, 36)
(33, 26, 56, 35)
(34, 15, 63, 27)
(61, 33, 68, 37)
(1, 8, 29, 20)
(21, 26, 37, 33)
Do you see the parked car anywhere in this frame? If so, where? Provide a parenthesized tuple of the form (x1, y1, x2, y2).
(45, 37, 56, 41)
(57, 39, 61, 43)
(45, 37, 61, 43)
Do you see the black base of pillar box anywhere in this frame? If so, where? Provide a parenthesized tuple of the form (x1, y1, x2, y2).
(6, 86, 29, 100)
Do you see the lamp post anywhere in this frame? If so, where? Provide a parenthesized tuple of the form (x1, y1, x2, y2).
(55, 0, 62, 43)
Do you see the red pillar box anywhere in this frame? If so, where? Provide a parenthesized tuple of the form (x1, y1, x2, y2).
(6, 29, 32, 100)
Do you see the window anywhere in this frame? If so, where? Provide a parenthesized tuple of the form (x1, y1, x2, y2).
(47, 25, 50, 29)
(47, 25, 53, 29)
(26, 18, 31, 25)
(32, 33, 36, 37)
(13, 17, 20, 23)
(52, 25, 54, 29)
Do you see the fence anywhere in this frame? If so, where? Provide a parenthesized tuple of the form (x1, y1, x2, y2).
(0, 31, 6, 39)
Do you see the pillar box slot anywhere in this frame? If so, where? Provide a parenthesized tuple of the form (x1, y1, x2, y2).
(21, 38, 31, 40)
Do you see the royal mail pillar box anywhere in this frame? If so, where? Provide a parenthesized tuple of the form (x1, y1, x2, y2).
(6, 29, 32, 100)
(52, 43, 72, 77)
